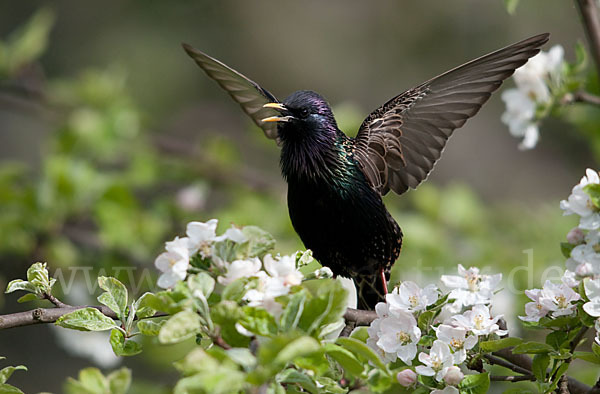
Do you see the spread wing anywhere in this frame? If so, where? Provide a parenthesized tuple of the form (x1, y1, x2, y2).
(353, 33, 550, 195)
(183, 44, 280, 140)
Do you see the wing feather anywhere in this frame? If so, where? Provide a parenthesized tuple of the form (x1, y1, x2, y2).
(182, 44, 280, 140)
(353, 33, 550, 195)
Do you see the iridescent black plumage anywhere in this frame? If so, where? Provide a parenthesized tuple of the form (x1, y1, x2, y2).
(183, 33, 550, 309)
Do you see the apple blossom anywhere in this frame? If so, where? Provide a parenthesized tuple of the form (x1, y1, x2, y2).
(186, 219, 218, 256)
(583, 278, 600, 317)
(560, 169, 600, 230)
(452, 304, 507, 336)
(539, 280, 581, 317)
(435, 324, 478, 363)
(415, 340, 455, 381)
(441, 265, 501, 308)
(386, 281, 438, 313)
(443, 366, 464, 386)
(396, 369, 417, 388)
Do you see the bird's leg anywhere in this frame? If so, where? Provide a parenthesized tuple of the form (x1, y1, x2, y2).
(379, 267, 388, 295)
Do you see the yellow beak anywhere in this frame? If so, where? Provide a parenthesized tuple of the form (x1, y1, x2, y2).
(262, 102, 287, 111)
(261, 102, 292, 123)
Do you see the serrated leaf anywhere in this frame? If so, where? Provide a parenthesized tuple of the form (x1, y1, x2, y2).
(97, 276, 128, 322)
(532, 353, 549, 381)
(109, 329, 142, 357)
(187, 272, 215, 298)
(55, 307, 118, 331)
(458, 372, 490, 394)
(0, 365, 27, 385)
(16, 293, 38, 303)
(5, 280, 37, 295)
(512, 341, 553, 354)
(240, 306, 278, 337)
(136, 319, 164, 336)
(336, 337, 387, 371)
(479, 337, 523, 352)
(158, 310, 201, 344)
(323, 343, 364, 376)
(107, 368, 132, 394)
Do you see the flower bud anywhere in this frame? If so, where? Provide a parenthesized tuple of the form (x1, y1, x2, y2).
(396, 369, 417, 387)
(566, 227, 585, 245)
(443, 366, 464, 386)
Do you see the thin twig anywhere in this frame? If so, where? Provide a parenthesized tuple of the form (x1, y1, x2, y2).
(569, 326, 589, 352)
(490, 374, 535, 382)
(484, 354, 532, 376)
(564, 91, 600, 106)
(42, 292, 71, 308)
(576, 0, 600, 72)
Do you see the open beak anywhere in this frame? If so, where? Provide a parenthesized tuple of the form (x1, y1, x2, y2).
(261, 103, 293, 123)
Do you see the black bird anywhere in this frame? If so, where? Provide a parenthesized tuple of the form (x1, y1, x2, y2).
(183, 33, 549, 309)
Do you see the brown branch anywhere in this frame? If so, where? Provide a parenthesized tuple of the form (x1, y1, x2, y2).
(343, 308, 377, 326)
(42, 292, 71, 308)
(484, 354, 531, 376)
(490, 374, 535, 382)
(559, 374, 569, 394)
(563, 91, 600, 106)
(576, 0, 600, 72)
(0, 305, 166, 330)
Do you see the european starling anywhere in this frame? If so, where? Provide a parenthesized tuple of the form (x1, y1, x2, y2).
(183, 33, 549, 309)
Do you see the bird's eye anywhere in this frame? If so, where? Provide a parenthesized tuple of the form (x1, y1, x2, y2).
(299, 108, 310, 118)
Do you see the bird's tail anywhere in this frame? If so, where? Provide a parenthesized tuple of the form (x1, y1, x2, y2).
(355, 269, 389, 310)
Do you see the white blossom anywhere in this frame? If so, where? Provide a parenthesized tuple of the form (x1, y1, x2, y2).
(434, 324, 478, 364)
(186, 219, 217, 257)
(519, 288, 550, 322)
(443, 366, 464, 386)
(539, 280, 581, 317)
(415, 340, 455, 382)
(263, 254, 303, 287)
(566, 227, 585, 245)
(500, 45, 564, 150)
(560, 169, 600, 230)
(155, 237, 190, 288)
(216, 225, 247, 243)
(217, 258, 261, 286)
(452, 304, 507, 336)
(396, 369, 417, 388)
(561, 270, 580, 288)
(431, 387, 459, 394)
(375, 309, 421, 365)
(583, 278, 600, 317)
(386, 281, 438, 313)
(596, 319, 600, 346)
(441, 265, 501, 308)
(366, 303, 397, 363)
(243, 272, 290, 316)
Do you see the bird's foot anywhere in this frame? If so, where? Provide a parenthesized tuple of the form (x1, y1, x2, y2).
(379, 267, 388, 295)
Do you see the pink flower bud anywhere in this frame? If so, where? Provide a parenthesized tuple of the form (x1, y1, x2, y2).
(566, 227, 585, 245)
(443, 366, 464, 386)
(396, 369, 417, 387)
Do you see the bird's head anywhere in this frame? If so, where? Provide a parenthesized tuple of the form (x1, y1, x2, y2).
(262, 90, 338, 142)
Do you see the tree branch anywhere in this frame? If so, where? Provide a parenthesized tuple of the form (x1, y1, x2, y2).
(42, 292, 71, 308)
(564, 91, 600, 106)
(576, 0, 600, 72)
(343, 308, 377, 326)
(490, 374, 535, 382)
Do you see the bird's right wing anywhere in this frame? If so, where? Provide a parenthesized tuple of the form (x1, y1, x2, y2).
(183, 44, 280, 141)
(353, 33, 549, 195)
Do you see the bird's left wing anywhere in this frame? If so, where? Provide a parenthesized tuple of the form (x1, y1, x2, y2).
(183, 44, 280, 140)
(353, 33, 549, 195)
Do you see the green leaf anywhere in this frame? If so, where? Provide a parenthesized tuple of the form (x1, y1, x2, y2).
(479, 337, 522, 352)
(299, 279, 348, 336)
(55, 307, 118, 331)
(133, 292, 156, 319)
(240, 306, 278, 337)
(366, 368, 392, 392)
(280, 290, 307, 332)
(187, 272, 215, 298)
(107, 368, 132, 394)
(458, 372, 490, 394)
(273, 336, 321, 365)
(546, 330, 568, 350)
(573, 351, 600, 364)
(0, 383, 24, 393)
(240, 226, 276, 258)
(417, 310, 434, 333)
(221, 277, 249, 302)
(560, 242, 575, 259)
(547, 362, 570, 392)
(349, 326, 369, 342)
(226, 348, 256, 371)
(210, 301, 250, 347)
(158, 310, 201, 344)
(323, 343, 364, 376)
(0, 365, 27, 385)
(277, 369, 318, 394)
(593, 342, 600, 358)
(97, 276, 128, 322)
(26, 262, 53, 293)
(5, 8, 54, 75)
(136, 319, 164, 336)
(64, 368, 108, 394)
(336, 337, 387, 371)
(16, 293, 38, 303)
(503, 0, 520, 14)
(5, 280, 37, 295)
(109, 329, 142, 357)
(532, 353, 549, 381)
(584, 183, 600, 209)
(512, 341, 553, 354)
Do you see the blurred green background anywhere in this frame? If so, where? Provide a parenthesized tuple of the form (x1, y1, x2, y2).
(0, 1, 598, 392)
